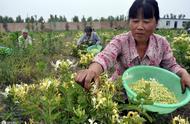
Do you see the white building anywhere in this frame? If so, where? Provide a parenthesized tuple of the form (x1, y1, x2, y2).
(157, 18, 190, 29)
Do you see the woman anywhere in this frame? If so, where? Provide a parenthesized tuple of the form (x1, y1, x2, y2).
(77, 26, 101, 46)
(75, 0, 190, 91)
(18, 29, 32, 48)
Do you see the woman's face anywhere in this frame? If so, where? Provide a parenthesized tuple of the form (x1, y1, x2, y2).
(86, 31, 91, 37)
(129, 14, 157, 43)
(22, 32, 28, 39)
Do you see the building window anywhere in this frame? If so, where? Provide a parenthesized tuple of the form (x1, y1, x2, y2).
(166, 21, 170, 26)
(174, 21, 178, 28)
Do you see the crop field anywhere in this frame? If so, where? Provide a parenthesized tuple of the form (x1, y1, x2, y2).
(0, 29, 190, 123)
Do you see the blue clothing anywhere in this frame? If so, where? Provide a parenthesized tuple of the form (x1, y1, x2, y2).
(77, 32, 101, 46)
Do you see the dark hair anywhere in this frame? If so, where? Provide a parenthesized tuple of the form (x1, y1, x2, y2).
(128, 0, 160, 23)
(84, 26, 93, 33)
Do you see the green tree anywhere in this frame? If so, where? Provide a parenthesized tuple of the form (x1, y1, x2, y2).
(54, 15, 59, 22)
(108, 16, 114, 21)
(30, 16, 35, 23)
(100, 17, 106, 22)
(108, 16, 114, 28)
(63, 16, 67, 22)
(115, 16, 120, 21)
(25, 17, 31, 23)
(59, 16, 63, 22)
(87, 17, 93, 22)
(30, 16, 35, 31)
(72, 16, 79, 22)
(182, 14, 186, 19)
(93, 19, 99, 22)
(119, 14, 125, 21)
(7, 17, 14, 23)
(38, 16, 44, 23)
(38, 16, 45, 31)
(0, 16, 3, 23)
(15, 15, 24, 23)
(3, 16, 8, 23)
(81, 16, 87, 28)
(178, 14, 183, 19)
(48, 14, 54, 22)
(81, 16, 86, 22)
(59, 15, 67, 22)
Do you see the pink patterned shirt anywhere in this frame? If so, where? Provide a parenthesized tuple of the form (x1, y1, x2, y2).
(93, 31, 182, 80)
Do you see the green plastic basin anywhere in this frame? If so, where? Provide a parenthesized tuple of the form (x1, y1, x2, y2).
(122, 65, 190, 114)
(87, 45, 102, 55)
(0, 46, 13, 56)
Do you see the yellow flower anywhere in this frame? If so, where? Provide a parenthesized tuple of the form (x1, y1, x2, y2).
(172, 115, 189, 124)
(127, 111, 134, 118)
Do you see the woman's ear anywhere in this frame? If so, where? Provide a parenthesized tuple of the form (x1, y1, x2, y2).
(156, 22, 158, 26)
(154, 21, 158, 30)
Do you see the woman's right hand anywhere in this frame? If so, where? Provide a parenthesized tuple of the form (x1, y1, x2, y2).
(75, 69, 98, 90)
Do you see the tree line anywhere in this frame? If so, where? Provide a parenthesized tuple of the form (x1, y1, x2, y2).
(1, 14, 189, 24)
(1, 14, 190, 31)
(0, 14, 128, 23)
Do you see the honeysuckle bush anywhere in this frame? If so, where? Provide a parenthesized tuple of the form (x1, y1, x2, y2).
(79, 52, 95, 68)
(0, 31, 78, 86)
(172, 115, 189, 124)
(171, 33, 190, 71)
(1, 30, 190, 86)
(0, 30, 190, 123)
(2, 59, 147, 124)
(98, 29, 128, 46)
(70, 31, 90, 58)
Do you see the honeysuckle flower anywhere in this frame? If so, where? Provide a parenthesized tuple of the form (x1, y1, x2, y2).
(5, 86, 11, 94)
(0, 91, 8, 98)
(66, 59, 73, 65)
(46, 80, 52, 89)
(88, 118, 96, 124)
(172, 115, 189, 124)
(51, 60, 61, 71)
(92, 97, 97, 106)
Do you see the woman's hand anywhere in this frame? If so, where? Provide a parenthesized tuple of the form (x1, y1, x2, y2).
(178, 69, 190, 93)
(75, 69, 97, 90)
(180, 72, 190, 93)
(75, 62, 103, 91)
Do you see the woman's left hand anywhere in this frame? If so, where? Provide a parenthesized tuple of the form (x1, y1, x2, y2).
(180, 72, 190, 93)
(177, 68, 190, 93)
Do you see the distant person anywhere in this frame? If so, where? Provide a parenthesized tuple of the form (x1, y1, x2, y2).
(77, 26, 101, 47)
(18, 29, 32, 48)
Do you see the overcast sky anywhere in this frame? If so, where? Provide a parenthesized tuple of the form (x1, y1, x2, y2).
(1, 0, 190, 21)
